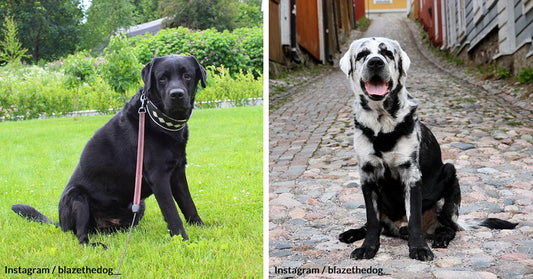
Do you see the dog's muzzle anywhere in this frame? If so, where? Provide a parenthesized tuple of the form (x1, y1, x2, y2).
(362, 57, 392, 101)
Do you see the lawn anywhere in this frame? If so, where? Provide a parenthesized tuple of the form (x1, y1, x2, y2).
(0, 106, 263, 278)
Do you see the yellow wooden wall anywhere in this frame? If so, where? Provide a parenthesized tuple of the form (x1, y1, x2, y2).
(367, 0, 407, 12)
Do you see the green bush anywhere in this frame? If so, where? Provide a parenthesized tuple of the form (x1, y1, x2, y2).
(0, 27, 263, 121)
(518, 67, 533, 84)
(233, 27, 263, 74)
(101, 34, 143, 94)
(0, 64, 120, 120)
(62, 51, 98, 88)
(0, 63, 262, 121)
(197, 66, 263, 108)
(131, 26, 262, 76)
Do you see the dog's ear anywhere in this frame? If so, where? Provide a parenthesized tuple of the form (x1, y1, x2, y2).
(141, 58, 159, 94)
(189, 55, 207, 88)
(339, 48, 352, 76)
(391, 39, 411, 75)
(340, 39, 365, 76)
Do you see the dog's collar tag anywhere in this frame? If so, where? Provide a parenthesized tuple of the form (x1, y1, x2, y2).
(145, 99, 188, 132)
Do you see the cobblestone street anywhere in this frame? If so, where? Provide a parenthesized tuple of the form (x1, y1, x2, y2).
(269, 15, 533, 279)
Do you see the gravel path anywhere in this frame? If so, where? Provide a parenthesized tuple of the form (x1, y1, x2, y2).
(269, 15, 533, 278)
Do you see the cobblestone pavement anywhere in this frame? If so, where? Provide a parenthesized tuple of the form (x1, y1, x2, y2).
(269, 15, 533, 278)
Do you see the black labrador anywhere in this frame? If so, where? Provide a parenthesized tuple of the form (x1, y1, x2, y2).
(12, 55, 206, 247)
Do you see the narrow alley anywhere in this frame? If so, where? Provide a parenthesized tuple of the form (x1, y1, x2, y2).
(269, 15, 533, 278)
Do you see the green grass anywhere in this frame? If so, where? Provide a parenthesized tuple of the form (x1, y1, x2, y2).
(0, 106, 263, 278)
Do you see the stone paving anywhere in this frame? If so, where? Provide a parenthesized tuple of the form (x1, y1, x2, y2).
(269, 15, 533, 278)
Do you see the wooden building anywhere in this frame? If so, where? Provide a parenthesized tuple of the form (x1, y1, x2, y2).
(367, 0, 408, 14)
(412, 0, 533, 75)
(269, 0, 365, 65)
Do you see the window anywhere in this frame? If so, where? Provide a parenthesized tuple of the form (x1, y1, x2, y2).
(374, 0, 392, 4)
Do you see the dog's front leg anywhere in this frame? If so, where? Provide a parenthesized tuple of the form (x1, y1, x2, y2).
(406, 181, 434, 261)
(351, 181, 381, 259)
(171, 165, 204, 225)
(148, 172, 189, 240)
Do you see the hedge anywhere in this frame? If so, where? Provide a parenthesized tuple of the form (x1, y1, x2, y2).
(130, 27, 262, 77)
(0, 27, 263, 121)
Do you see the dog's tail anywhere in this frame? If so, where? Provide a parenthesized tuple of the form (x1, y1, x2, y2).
(12, 204, 58, 226)
(458, 217, 517, 231)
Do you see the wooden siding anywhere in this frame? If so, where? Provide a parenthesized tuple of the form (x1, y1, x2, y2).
(355, 0, 366, 20)
(368, 0, 407, 12)
(269, 0, 285, 64)
(515, 0, 533, 46)
(466, 0, 499, 52)
(295, 0, 321, 60)
(270, 0, 360, 64)
(415, 0, 533, 73)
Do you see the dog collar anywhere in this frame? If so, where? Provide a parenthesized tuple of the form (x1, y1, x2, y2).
(144, 97, 189, 132)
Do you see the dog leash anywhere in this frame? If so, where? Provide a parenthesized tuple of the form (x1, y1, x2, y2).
(115, 94, 147, 278)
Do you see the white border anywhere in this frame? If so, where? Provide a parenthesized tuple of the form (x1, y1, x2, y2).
(262, 1, 269, 278)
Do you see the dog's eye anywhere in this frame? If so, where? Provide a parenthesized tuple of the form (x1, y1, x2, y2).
(183, 73, 192, 80)
(379, 49, 394, 61)
(356, 50, 371, 62)
(158, 77, 166, 83)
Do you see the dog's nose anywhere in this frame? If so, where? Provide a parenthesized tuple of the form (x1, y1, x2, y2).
(169, 89, 185, 99)
(367, 57, 385, 70)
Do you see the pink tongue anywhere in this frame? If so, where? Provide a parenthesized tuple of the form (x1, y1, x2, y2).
(365, 82, 389, 96)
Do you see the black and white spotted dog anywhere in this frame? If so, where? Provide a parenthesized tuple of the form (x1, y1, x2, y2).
(338, 37, 517, 261)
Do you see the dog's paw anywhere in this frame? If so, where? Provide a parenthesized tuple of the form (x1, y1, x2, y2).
(432, 227, 455, 248)
(187, 216, 205, 226)
(350, 245, 379, 260)
(339, 228, 366, 244)
(432, 236, 451, 248)
(409, 246, 434, 261)
(90, 242, 108, 250)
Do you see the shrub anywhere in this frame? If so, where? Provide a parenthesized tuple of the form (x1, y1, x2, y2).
(62, 51, 98, 88)
(101, 34, 142, 94)
(131, 26, 262, 76)
(0, 63, 120, 120)
(233, 27, 263, 74)
(0, 27, 262, 121)
(518, 67, 533, 84)
(196, 66, 262, 108)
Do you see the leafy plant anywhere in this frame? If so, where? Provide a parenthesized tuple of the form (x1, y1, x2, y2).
(357, 17, 370, 31)
(518, 67, 533, 84)
(131, 26, 262, 76)
(495, 66, 511, 79)
(101, 34, 142, 94)
(62, 51, 98, 88)
(196, 66, 262, 108)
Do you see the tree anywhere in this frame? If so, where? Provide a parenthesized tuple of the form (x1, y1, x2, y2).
(0, 0, 83, 62)
(158, 0, 239, 31)
(82, 0, 136, 51)
(235, 1, 262, 28)
(132, 0, 161, 24)
(0, 13, 30, 65)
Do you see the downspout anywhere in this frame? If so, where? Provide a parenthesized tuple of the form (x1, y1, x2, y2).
(332, 0, 341, 53)
(352, 0, 357, 28)
(290, 0, 301, 63)
(323, 0, 333, 63)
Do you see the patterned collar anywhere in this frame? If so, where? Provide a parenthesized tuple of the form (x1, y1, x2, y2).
(144, 98, 189, 132)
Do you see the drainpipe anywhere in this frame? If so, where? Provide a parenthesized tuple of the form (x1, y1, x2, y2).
(332, 0, 341, 53)
(290, 0, 301, 63)
(352, 0, 357, 28)
(323, 0, 333, 63)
